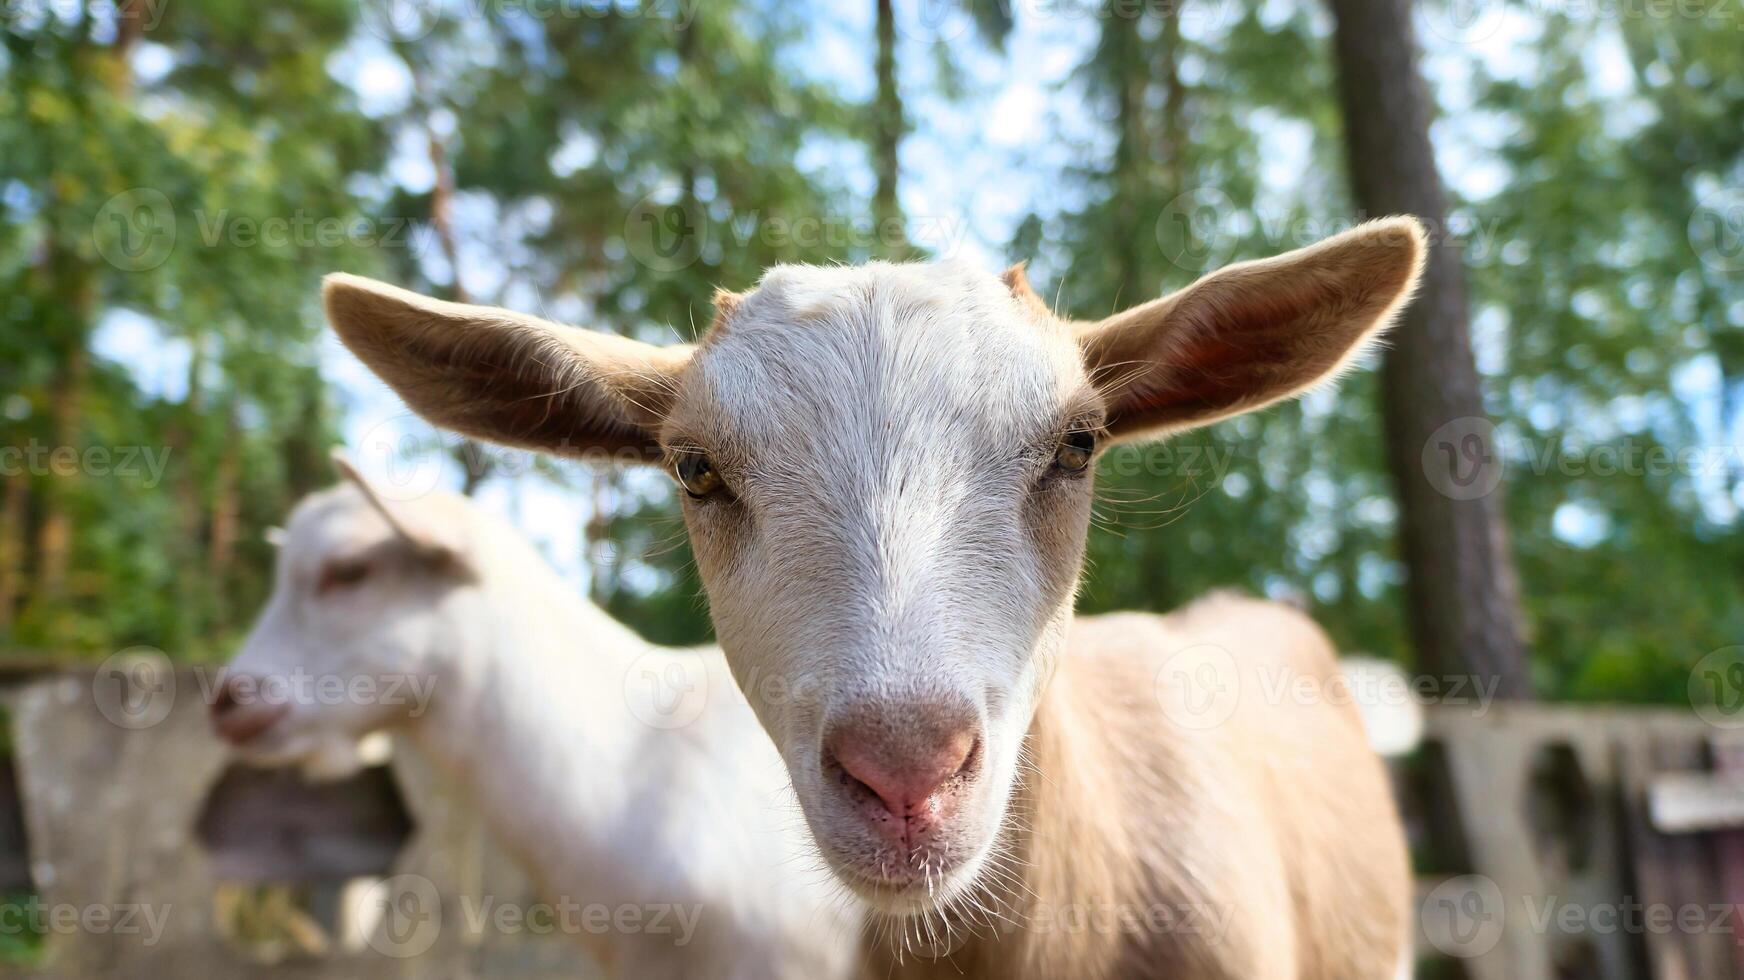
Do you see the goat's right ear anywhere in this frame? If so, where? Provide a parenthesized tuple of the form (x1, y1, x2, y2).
(1078, 218, 1425, 442)
(323, 274, 694, 461)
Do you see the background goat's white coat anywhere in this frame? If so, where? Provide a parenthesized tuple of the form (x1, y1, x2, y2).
(222, 474, 859, 980)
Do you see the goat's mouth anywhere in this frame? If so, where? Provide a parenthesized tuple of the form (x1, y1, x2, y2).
(822, 832, 993, 914)
(843, 869, 969, 914)
(211, 701, 291, 749)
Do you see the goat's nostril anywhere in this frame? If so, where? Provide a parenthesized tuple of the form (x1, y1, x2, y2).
(956, 735, 982, 780)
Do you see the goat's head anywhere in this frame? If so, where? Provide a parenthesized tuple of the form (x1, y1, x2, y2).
(215, 457, 480, 780)
(324, 218, 1425, 911)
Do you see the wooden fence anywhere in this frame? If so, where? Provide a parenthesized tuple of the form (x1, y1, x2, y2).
(1409, 704, 1744, 979)
(0, 662, 1736, 978)
(0, 663, 596, 979)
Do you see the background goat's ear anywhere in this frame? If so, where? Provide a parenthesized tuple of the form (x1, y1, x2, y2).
(1079, 217, 1426, 442)
(323, 274, 693, 461)
(330, 451, 465, 567)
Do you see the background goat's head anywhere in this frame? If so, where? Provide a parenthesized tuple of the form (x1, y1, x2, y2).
(215, 460, 480, 780)
(324, 218, 1425, 913)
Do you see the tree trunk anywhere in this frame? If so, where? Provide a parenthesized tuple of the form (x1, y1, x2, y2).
(207, 400, 242, 579)
(282, 375, 330, 500)
(1108, 12, 1149, 302)
(1327, 0, 1534, 697)
(421, 90, 492, 494)
(169, 332, 209, 639)
(872, 0, 907, 255)
(34, 340, 85, 602)
(0, 471, 26, 632)
(1158, 7, 1184, 196)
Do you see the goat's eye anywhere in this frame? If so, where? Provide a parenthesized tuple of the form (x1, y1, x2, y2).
(674, 452, 725, 499)
(1052, 430, 1097, 475)
(318, 560, 371, 593)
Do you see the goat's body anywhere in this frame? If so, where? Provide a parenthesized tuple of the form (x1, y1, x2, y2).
(860, 594, 1409, 980)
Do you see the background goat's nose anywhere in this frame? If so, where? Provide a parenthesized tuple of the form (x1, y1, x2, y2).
(825, 704, 980, 821)
(209, 676, 288, 745)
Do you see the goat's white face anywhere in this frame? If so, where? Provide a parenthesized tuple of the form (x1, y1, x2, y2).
(322, 219, 1426, 913)
(218, 475, 476, 780)
(662, 263, 1094, 909)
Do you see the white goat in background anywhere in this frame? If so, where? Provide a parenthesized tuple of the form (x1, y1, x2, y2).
(213, 458, 858, 980)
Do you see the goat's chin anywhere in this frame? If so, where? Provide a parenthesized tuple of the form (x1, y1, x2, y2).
(297, 736, 370, 781)
(839, 844, 994, 916)
(230, 728, 370, 783)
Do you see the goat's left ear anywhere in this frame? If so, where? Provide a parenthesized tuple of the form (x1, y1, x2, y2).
(1079, 217, 1426, 441)
(331, 451, 469, 570)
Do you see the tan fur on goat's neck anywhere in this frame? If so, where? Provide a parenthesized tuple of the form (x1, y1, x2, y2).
(860, 595, 1410, 980)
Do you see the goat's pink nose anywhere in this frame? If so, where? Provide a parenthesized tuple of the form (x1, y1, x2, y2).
(824, 703, 980, 845)
(209, 676, 288, 746)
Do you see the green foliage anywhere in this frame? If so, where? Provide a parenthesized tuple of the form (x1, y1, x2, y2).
(1, 2, 376, 658)
(1467, 13, 1744, 698)
(1, 1, 1735, 702)
(1019, 4, 1740, 700)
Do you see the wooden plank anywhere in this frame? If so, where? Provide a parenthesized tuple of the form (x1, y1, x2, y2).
(1617, 734, 1739, 980)
(1649, 771, 1744, 833)
(1426, 705, 1644, 980)
(1710, 738, 1744, 979)
(0, 757, 32, 891)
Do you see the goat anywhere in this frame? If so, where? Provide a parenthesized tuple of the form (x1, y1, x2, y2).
(322, 218, 1427, 978)
(213, 459, 859, 979)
